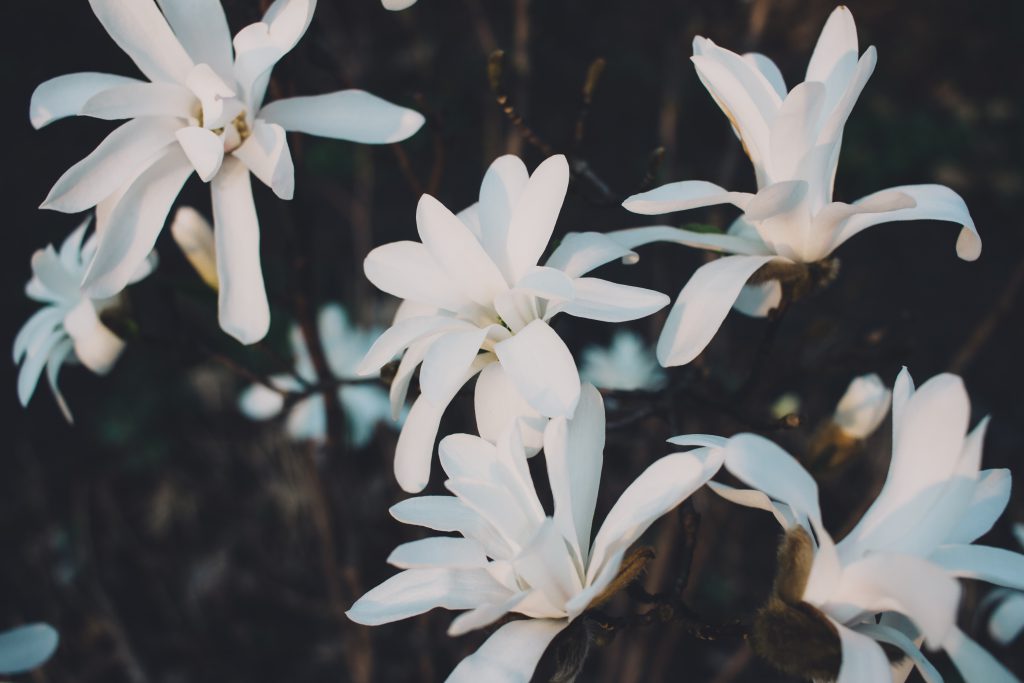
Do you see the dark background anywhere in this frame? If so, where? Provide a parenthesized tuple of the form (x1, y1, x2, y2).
(2, 0, 1022, 681)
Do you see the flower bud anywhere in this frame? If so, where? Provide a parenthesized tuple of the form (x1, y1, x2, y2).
(171, 207, 219, 290)
(833, 373, 892, 440)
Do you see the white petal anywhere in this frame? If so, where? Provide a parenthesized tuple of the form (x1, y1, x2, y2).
(723, 433, 822, 529)
(80, 81, 196, 121)
(446, 618, 566, 683)
(382, 0, 418, 9)
(346, 567, 511, 626)
(359, 316, 473, 375)
(505, 155, 570, 281)
(947, 468, 1012, 545)
(14, 308, 63, 364)
(929, 544, 1024, 591)
(41, 117, 181, 213)
(237, 382, 285, 421)
(0, 623, 59, 675)
(478, 155, 529, 279)
(232, 120, 294, 200)
(854, 622, 943, 683)
(767, 82, 825, 181)
(416, 194, 509, 306)
(565, 547, 626, 619)
(212, 157, 270, 344)
(27, 247, 79, 303)
(176, 127, 225, 182)
(258, 90, 425, 144)
(560, 278, 669, 323)
(447, 591, 529, 637)
(608, 225, 771, 256)
(63, 300, 125, 374)
(170, 207, 218, 287)
(829, 184, 981, 261)
(943, 626, 1020, 683)
(364, 241, 469, 312)
(494, 320, 580, 418)
(87, 0, 194, 83)
(733, 280, 782, 317)
(155, 0, 233, 81)
(622, 180, 752, 216)
(30, 72, 143, 128)
(390, 496, 482, 534)
(707, 482, 799, 529)
(474, 362, 547, 453)
(388, 537, 489, 569)
(655, 254, 777, 367)
(742, 52, 786, 99)
(419, 327, 490, 402)
(82, 148, 193, 298)
(445, 479, 535, 551)
(544, 231, 639, 278)
(544, 384, 604, 567)
(831, 619, 892, 683)
(232, 0, 315, 108)
(17, 328, 66, 408)
(389, 337, 430, 419)
(989, 593, 1024, 645)
(833, 373, 892, 440)
(45, 339, 75, 423)
(513, 520, 583, 609)
(806, 6, 859, 84)
(587, 448, 719, 584)
(513, 266, 575, 305)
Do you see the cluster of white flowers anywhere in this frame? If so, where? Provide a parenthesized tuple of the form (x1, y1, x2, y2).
(12, 2, 1020, 682)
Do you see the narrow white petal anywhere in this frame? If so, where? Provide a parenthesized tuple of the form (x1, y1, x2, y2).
(831, 619, 892, 683)
(943, 626, 1019, 683)
(63, 300, 125, 374)
(30, 72, 142, 128)
(359, 317, 473, 375)
(544, 231, 639, 278)
(513, 266, 575, 305)
(655, 254, 777, 367)
(419, 327, 489, 403)
(232, 120, 294, 199)
(622, 180, 752, 216)
(0, 623, 59, 675)
(446, 618, 566, 683)
(82, 148, 193, 298)
(608, 225, 771, 256)
(767, 82, 825, 181)
(478, 155, 529, 278)
(447, 591, 529, 637)
(389, 337, 430, 419)
(930, 545, 1024, 591)
(854, 623, 943, 683)
(388, 537, 489, 569)
(364, 241, 469, 312)
(513, 520, 584, 609)
(155, 0, 233, 81)
(80, 81, 196, 121)
(707, 482, 798, 529)
(212, 158, 270, 344)
(494, 320, 580, 418)
(170, 207, 218, 288)
(258, 90, 425, 143)
(17, 329, 65, 408)
(14, 308, 63, 364)
(561, 278, 669, 323)
(390, 496, 482, 534)
(87, 0, 194, 84)
(505, 155, 570, 281)
(742, 52, 786, 98)
(176, 127, 225, 182)
(382, 0, 418, 9)
(947, 468, 1012, 545)
(473, 362, 547, 453)
(989, 593, 1024, 645)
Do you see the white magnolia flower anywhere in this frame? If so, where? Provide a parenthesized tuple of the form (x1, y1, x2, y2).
(833, 372, 892, 440)
(359, 154, 669, 491)
(610, 6, 980, 367)
(580, 329, 666, 392)
(0, 623, 58, 675)
(705, 368, 1022, 682)
(14, 219, 155, 422)
(347, 386, 724, 682)
(32, 0, 425, 345)
(984, 524, 1024, 646)
(239, 304, 395, 448)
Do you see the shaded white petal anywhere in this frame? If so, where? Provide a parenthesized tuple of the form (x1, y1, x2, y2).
(829, 184, 981, 261)
(655, 254, 777, 367)
(544, 384, 604, 567)
(474, 362, 546, 453)
(41, 117, 181, 213)
(943, 626, 1019, 683)
(388, 537, 489, 569)
(989, 593, 1024, 645)
(0, 623, 59, 675)
(493, 320, 580, 418)
(258, 90, 424, 144)
(170, 207, 218, 288)
(513, 266, 575, 305)
(212, 157, 270, 344)
(31, 72, 144, 128)
(565, 547, 626, 620)
(176, 126, 225, 182)
(446, 618, 566, 683)
(513, 519, 583, 609)
(544, 231, 639, 278)
(833, 373, 892, 440)
(560, 278, 669, 323)
(767, 82, 825, 181)
(17, 328, 65, 408)
(608, 225, 771, 256)
(27, 247, 79, 303)
(232, 0, 315, 109)
(82, 148, 193, 298)
(733, 280, 783, 317)
(14, 308, 64, 364)
(346, 567, 512, 626)
(364, 241, 469, 312)
(806, 6, 859, 84)
(87, 0, 194, 83)
(831, 619, 892, 683)
(45, 339, 75, 424)
(445, 479, 535, 551)
(930, 545, 1024, 591)
(742, 52, 786, 99)
(390, 496, 482, 534)
(232, 120, 294, 200)
(155, 0, 233, 80)
(622, 180, 752, 216)
(478, 155, 529, 278)
(447, 591, 529, 637)
(505, 155, 570, 281)
(359, 317, 473, 375)
(419, 327, 490, 403)
(63, 299, 125, 374)
(80, 81, 196, 121)
(854, 622, 942, 683)
(707, 482, 799, 529)
(947, 468, 1012, 545)
(389, 337, 430, 419)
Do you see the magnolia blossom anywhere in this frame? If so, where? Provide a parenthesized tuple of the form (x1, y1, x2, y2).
(32, 0, 425, 344)
(706, 368, 1022, 682)
(239, 304, 395, 448)
(347, 386, 723, 681)
(0, 623, 58, 675)
(359, 154, 669, 491)
(580, 329, 665, 392)
(984, 525, 1024, 646)
(833, 372, 892, 440)
(14, 219, 155, 422)
(609, 6, 980, 367)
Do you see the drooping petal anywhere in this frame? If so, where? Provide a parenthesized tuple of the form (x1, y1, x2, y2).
(211, 157, 270, 344)
(828, 184, 981, 261)
(346, 567, 512, 626)
(82, 148, 193, 298)
(30, 72, 144, 128)
(41, 117, 181, 213)
(831, 619, 892, 683)
(544, 384, 604, 567)
(505, 155, 570, 281)
(478, 155, 530, 279)
(946, 468, 1012, 545)
(544, 231, 639, 278)
(176, 126, 225, 182)
(854, 623, 942, 683)
(559, 278, 669, 323)
(447, 591, 530, 637)
(79, 81, 196, 121)
(63, 300, 125, 374)
(707, 482, 799, 529)
(513, 520, 584, 610)
(655, 254, 777, 367)
(943, 626, 1019, 683)
(388, 537, 490, 569)
(17, 328, 66, 408)
(473, 362, 547, 453)
(929, 545, 1024, 591)
(87, 0, 194, 84)
(364, 241, 469, 312)
(608, 225, 771, 256)
(0, 623, 59, 675)
(258, 90, 424, 144)
(155, 0, 233, 81)
(359, 317, 474, 375)
(419, 327, 491, 403)
(493, 320, 580, 418)
(445, 618, 566, 683)
(232, 120, 295, 199)
(622, 180, 753, 216)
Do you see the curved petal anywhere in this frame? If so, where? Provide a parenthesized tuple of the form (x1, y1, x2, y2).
(80, 81, 196, 121)
(447, 591, 530, 637)
(733, 280, 783, 317)
(388, 537, 489, 569)
(359, 317, 473, 375)
(258, 90, 424, 144)
(30, 72, 143, 128)
(87, 0, 194, 84)
(743, 52, 786, 99)
(929, 545, 1024, 591)
(806, 6, 859, 84)
(0, 623, 59, 675)
(505, 155, 570, 281)
(232, 120, 294, 200)
(478, 155, 529, 279)
(17, 328, 66, 408)
(364, 241, 469, 312)
(947, 468, 1012, 545)
(212, 158, 270, 344)
(831, 619, 892, 683)
(446, 618, 566, 683)
(493, 320, 580, 418)
(474, 362, 546, 453)
(419, 327, 490, 402)
(656, 254, 777, 367)
(14, 308, 64, 364)
(943, 626, 1019, 683)
(829, 184, 981, 261)
(622, 180, 752, 216)
(176, 126, 225, 182)
(608, 225, 771, 256)
(63, 299, 125, 374)
(544, 231, 639, 278)
(560, 278, 669, 323)
(45, 340, 75, 423)
(155, 0, 233, 80)
(989, 593, 1024, 645)
(41, 117, 181, 213)
(707, 482, 799, 529)
(854, 623, 942, 683)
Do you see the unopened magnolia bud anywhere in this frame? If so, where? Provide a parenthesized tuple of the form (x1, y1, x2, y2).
(833, 373, 891, 440)
(171, 207, 219, 290)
